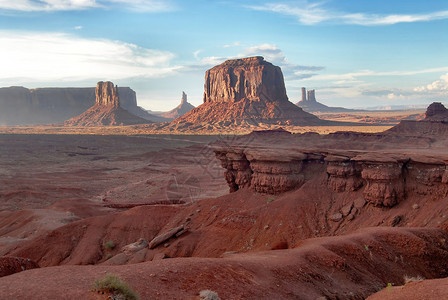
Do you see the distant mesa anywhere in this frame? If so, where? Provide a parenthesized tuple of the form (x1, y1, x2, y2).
(0, 84, 165, 126)
(297, 87, 356, 113)
(386, 102, 448, 135)
(64, 81, 151, 126)
(158, 91, 195, 120)
(170, 56, 324, 129)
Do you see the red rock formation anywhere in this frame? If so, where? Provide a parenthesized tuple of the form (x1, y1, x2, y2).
(0, 256, 39, 277)
(203, 56, 288, 103)
(64, 81, 150, 126)
(170, 57, 325, 129)
(297, 87, 355, 113)
(95, 81, 119, 106)
(160, 91, 195, 120)
(0, 85, 164, 125)
(214, 124, 448, 207)
(425, 102, 448, 120)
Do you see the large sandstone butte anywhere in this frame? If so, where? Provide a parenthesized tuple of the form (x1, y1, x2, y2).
(171, 56, 324, 128)
(64, 81, 151, 126)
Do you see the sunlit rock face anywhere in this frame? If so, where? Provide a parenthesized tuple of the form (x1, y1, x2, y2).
(203, 56, 288, 104)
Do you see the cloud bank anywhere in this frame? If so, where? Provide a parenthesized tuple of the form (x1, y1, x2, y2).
(248, 2, 448, 26)
(187, 43, 323, 81)
(0, 0, 175, 12)
(0, 30, 179, 83)
(415, 73, 448, 93)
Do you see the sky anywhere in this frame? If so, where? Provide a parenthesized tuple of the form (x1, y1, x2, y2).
(0, 0, 447, 111)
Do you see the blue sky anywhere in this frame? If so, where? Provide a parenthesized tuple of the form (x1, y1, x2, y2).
(0, 0, 447, 110)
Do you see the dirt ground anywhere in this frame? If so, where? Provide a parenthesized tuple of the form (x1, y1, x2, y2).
(0, 134, 227, 254)
(1, 128, 448, 299)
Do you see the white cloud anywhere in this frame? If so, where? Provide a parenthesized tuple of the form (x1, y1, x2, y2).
(414, 72, 448, 92)
(248, 2, 448, 26)
(104, 0, 175, 12)
(0, 0, 175, 12)
(243, 43, 286, 64)
(248, 2, 331, 25)
(0, 0, 98, 11)
(74, 25, 83, 30)
(223, 41, 240, 48)
(193, 49, 202, 59)
(0, 30, 179, 83)
(185, 44, 323, 81)
(307, 67, 448, 82)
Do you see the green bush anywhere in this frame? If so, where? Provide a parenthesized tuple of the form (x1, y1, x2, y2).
(93, 273, 139, 300)
(104, 240, 115, 250)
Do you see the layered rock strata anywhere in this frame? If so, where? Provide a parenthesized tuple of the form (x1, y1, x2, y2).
(203, 56, 288, 104)
(171, 57, 325, 128)
(64, 81, 150, 126)
(214, 121, 448, 207)
(215, 144, 448, 207)
(0, 85, 161, 125)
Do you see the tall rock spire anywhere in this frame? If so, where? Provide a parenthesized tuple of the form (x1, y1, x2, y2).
(95, 81, 120, 107)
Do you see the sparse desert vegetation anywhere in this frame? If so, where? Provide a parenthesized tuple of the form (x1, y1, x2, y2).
(93, 274, 139, 300)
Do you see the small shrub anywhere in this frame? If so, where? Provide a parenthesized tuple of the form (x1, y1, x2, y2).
(199, 289, 221, 300)
(104, 241, 116, 250)
(93, 273, 139, 300)
(404, 275, 425, 284)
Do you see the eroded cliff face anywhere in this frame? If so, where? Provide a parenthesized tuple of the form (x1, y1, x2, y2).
(64, 81, 150, 126)
(171, 57, 324, 128)
(0, 85, 157, 125)
(203, 56, 288, 104)
(214, 131, 448, 208)
(95, 81, 119, 107)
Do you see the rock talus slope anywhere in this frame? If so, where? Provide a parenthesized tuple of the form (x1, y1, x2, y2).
(64, 81, 151, 126)
(0, 85, 162, 125)
(159, 91, 195, 120)
(170, 56, 325, 129)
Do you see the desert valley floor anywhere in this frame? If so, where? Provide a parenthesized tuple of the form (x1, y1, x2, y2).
(1, 123, 448, 299)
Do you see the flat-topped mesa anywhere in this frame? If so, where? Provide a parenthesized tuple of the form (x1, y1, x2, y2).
(203, 56, 288, 104)
(95, 81, 119, 107)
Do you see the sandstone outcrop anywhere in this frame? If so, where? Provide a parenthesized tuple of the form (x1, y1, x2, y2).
(170, 57, 326, 129)
(0, 85, 162, 125)
(386, 102, 448, 135)
(425, 102, 448, 121)
(95, 81, 120, 106)
(0, 256, 39, 277)
(214, 114, 448, 207)
(297, 87, 357, 113)
(203, 56, 288, 104)
(64, 81, 151, 126)
(159, 91, 195, 120)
